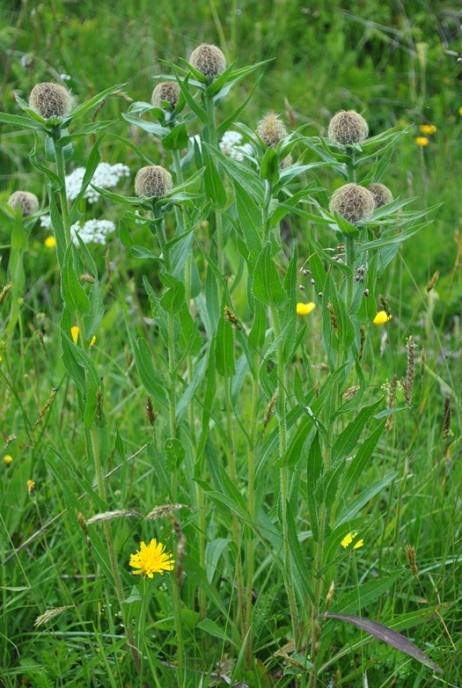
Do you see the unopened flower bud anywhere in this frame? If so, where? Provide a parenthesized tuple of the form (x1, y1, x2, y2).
(29, 82, 73, 119)
(367, 182, 393, 208)
(329, 183, 375, 224)
(328, 110, 369, 146)
(134, 166, 173, 198)
(257, 112, 287, 147)
(8, 191, 39, 216)
(151, 82, 180, 110)
(189, 44, 226, 79)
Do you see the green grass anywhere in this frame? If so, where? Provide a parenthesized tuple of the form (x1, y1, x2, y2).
(1, 2, 461, 687)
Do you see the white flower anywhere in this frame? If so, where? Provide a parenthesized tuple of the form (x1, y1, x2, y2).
(220, 131, 253, 161)
(71, 219, 116, 245)
(65, 162, 130, 203)
(40, 215, 52, 229)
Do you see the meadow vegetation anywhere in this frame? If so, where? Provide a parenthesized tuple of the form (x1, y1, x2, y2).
(1, 2, 461, 686)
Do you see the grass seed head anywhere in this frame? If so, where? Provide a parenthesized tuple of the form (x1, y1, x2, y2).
(135, 165, 173, 198)
(368, 182, 393, 208)
(29, 82, 73, 119)
(329, 183, 375, 224)
(257, 112, 288, 147)
(8, 191, 39, 216)
(151, 81, 180, 110)
(189, 43, 226, 78)
(328, 110, 369, 145)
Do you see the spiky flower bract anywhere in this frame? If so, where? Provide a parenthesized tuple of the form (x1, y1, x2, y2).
(257, 112, 287, 147)
(328, 110, 369, 146)
(135, 166, 173, 198)
(129, 538, 175, 578)
(151, 82, 180, 110)
(8, 191, 39, 216)
(29, 82, 73, 119)
(329, 183, 375, 224)
(189, 43, 226, 79)
(368, 183, 393, 208)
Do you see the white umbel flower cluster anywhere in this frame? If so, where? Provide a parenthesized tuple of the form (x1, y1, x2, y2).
(219, 131, 253, 162)
(65, 162, 130, 203)
(71, 219, 116, 245)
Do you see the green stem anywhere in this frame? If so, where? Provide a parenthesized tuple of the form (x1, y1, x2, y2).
(344, 235, 356, 313)
(51, 133, 72, 249)
(245, 351, 259, 663)
(171, 570, 185, 687)
(271, 304, 300, 648)
(167, 308, 178, 500)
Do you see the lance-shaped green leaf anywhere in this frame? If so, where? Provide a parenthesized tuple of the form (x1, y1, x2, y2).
(69, 83, 126, 121)
(215, 313, 235, 378)
(253, 242, 287, 306)
(0, 112, 46, 131)
(61, 246, 90, 314)
(162, 123, 189, 151)
(260, 146, 279, 184)
(323, 613, 442, 674)
(201, 143, 227, 208)
(332, 399, 382, 464)
(132, 337, 168, 408)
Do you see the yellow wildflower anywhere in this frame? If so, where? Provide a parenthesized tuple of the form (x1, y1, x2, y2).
(296, 302, 316, 316)
(3, 455, 13, 465)
(373, 310, 392, 325)
(129, 538, 175, 578)
(419, 124, 436, 135)
(414, 136, 429, 147)
(71, 327, 96, 346)
(27, 479, 36, 494)
(45, 235, 56, 249)
(341, 531, 364, 549)
(459, 107, 462, 116)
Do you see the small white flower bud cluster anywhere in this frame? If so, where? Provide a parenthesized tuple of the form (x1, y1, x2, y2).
(71, 219, 116, 245)
(66, 162, 130, 203)
(219, 131, 253, 162)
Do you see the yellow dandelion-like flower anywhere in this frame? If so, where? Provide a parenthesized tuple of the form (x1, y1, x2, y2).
(27, 479, 36, 494)
(45, 236, 56, 249)
(341, 531, 364, 549)
(419, 124, 436, 135)
(129, 538, 175, 578)
(414, 136, 429, 147)
(373, 310, 392, 325)
(459, 107, 462, 116)
(3, 455, 13, 465)
(296, 302, 316, 316)
(71, 327, 96, 346)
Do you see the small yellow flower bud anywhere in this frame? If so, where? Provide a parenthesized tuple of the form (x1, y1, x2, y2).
(414, 136, 429, 147)
(135, 165, 173, 198)
(29, 82, 73, 119)
(296, 302, 316, 315)
(3, 455, 13, 465)
(373, 310, 392, 325)
(8, 191, 39, 216)
(419, 124, 436, 135)
(27, 479, 36, 494)
(189, 44, 227, 79)
(329, 183, 375, 224)
(151, 82, 180, 110)
(257, 112, 287, 147)
(45, 235, 56, 249)
(328, 110, 369, 146)
(367, 183, 393, 209)
(341, 531, 364, 549)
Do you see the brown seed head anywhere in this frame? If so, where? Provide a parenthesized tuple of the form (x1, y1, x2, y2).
(151, 82, 180, 110)
(328, 110, 369, 146)
(134, 166, 173, 198)
(7, 191, 39, 216)
(368, 183, 393, 208)
(329, 183, 375, 224)
(29, 82, 73, 119)
(189, 44, 226, 79)
(257, 112, 287, 147)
